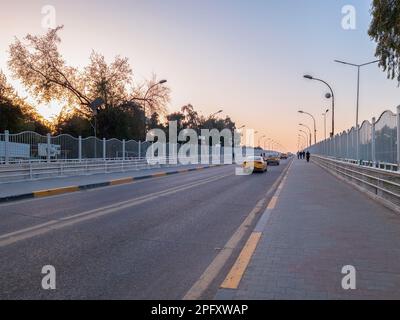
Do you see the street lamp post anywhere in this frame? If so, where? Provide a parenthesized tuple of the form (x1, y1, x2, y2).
(264, 138, 271, 151)
(299, 130, 309, 147)
(322, 109, 330, 140)
(334, 59, 379, 160)
(298, 110, 317, 144)
(258, 135, 266, 148)
(210, 109, 223, 118)
(304, 75, 335, 137)
(298, 135, 306, 149)
(143, 79, 167, 139)
(299, 123, 312, 147)
(233, 125, 245, 161)
(89, 97, 105, 158)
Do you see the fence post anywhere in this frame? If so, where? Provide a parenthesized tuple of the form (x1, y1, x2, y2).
(372, 117, 376, 167)
(78, 136, 82, 162)
(4, 130, 10, 164)
(356, 124, 360, 163)
(122, 139, 126, 161)
(138, 141, 141, 158)
(103, 138, 106, 161)
(397, 106, 400, 170)
(47, 133, 51, 163)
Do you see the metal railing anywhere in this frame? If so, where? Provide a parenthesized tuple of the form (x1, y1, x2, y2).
(0, 156, 206, 183)
(0, 131, 153, 164)
(313, 155, 400, 211)
(308, 105, 400, 170)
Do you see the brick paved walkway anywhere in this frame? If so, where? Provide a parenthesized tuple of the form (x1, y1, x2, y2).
(217, 159, 400, 300)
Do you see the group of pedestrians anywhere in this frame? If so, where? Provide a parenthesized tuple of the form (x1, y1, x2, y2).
(297, 150, 311, 162)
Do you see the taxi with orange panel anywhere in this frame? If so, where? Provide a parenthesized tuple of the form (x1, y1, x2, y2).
(242, 156, 268, 173)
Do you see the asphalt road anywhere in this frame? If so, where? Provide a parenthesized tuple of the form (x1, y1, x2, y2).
(0, 160, 289, 299)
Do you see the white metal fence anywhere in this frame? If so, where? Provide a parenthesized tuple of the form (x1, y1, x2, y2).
(308, 106, 400, 170)
(0, 131, 153, 163)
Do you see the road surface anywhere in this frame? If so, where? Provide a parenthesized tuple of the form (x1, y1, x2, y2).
(0, 160, 289, 299)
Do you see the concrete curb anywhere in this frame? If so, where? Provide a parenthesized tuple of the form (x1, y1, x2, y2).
(0, 165, 223, 204)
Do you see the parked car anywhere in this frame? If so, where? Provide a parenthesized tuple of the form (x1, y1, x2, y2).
(280, 153, 288, 160)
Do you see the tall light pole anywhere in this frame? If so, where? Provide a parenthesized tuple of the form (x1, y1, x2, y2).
(89, 97, 105, 158)
(299, 130, 309, 147)
(322, 109, 329, 140)
(271, 140, 279, 151)
(299, 123, 312, 147)
(334, 59, 379, 160)
(210, 109, 223, 118)
(258, 135, 266, 148)
(233, 125, 245, 160)
(304, 75, 335, 137)
(298, 110, 317, 144)
(143, 79, 167, 138)
(298, 135, 306, 150)
(264, 138, 271, 151)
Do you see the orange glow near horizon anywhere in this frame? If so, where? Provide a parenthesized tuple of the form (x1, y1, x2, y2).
(1, 0, 399, 152)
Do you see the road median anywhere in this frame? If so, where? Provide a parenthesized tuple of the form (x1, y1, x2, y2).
(0, 164, 224, 204)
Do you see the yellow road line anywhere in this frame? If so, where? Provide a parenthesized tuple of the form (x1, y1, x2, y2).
(109, 177, 134, 186)
(152, 172, 167, 177)
(267, 196, 278, 209)
(34, 186, 80, 197)
(221, 232, 262, 289)
(183, 199, 265, 300)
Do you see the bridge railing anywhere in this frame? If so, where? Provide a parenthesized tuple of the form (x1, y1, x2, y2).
(0, 155, 221, 183)
(312, 155, 400, 213)
(0, 131, 154, 163)
(308, 106, 400, 171)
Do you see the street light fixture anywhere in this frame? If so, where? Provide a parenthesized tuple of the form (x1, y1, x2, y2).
(299, 123, 312, 146)
(258, 135, 266, 148)
(299, 130, 309, 147)
(298, 135, 307, 149)
(334, 59, 379, 160)
(322, 109, 329, 140)
(303, 75, 335, 137)
(298, 110, 317, 144)
(210, 109, 223, 118)
(143, 79, 168, 138)
(232, 125, 245, 158)
(89, 97, 105, 158)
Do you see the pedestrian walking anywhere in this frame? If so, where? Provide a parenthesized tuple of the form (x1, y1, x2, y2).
(306, 151, 310, 163)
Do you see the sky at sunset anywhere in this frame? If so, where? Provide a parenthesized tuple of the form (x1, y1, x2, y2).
(0, 0, 399, 151)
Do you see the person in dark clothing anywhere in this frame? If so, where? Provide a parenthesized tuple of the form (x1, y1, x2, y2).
(306, 151, 310, 162)
(297, 151, 300, 159)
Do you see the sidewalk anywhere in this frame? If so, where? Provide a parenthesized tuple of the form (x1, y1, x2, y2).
(0, 164, 218, 201)
(217, 159, 400, 300)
